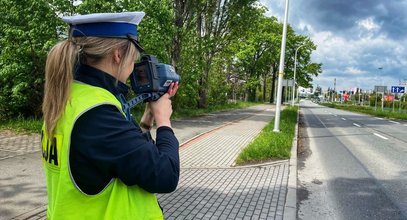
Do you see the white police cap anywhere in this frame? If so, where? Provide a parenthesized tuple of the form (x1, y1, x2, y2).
(62, 12, 145, 51)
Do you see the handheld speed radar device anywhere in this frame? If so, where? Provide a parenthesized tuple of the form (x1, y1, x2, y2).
(118, 54, 180, 121)
(131, 55, 180, 101)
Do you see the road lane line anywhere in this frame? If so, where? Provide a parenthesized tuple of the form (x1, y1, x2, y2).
(341, 118, 346, 120)
(404, 124, 407, 127)
(373, 133, 388, 140)
(334, 115, 337, 117)
(389, 120, 400, 124)
(353, 123, 361, 127)
(374, 117, 384, 120)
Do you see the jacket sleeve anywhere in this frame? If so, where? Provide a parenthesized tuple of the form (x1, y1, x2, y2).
(70, 104, 179, 194)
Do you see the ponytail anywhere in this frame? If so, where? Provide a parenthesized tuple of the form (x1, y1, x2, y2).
(42, 40, 78, 138)
(42, 36, 138, 138)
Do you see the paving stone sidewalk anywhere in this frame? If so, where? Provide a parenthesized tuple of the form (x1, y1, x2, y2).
(157, 106, 289, 220)
(2, 104, 292, 220)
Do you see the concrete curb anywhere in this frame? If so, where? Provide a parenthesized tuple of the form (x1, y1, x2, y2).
(283, 108, 299, 220)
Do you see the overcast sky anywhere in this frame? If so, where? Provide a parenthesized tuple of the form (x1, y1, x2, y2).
(260, 0, 407, 92)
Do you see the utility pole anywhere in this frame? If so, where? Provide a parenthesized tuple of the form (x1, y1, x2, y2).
(333, 78, 336, 102)
(379, 67, 384, 111)
(292, 43, 305, 106)
(273, 0, 290, 132)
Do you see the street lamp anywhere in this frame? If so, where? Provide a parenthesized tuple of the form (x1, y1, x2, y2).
(291, 43, 306, 106)
(374, 67, 384, 111)
(273, 0, 290, 132)
(379, 67, 384, 111)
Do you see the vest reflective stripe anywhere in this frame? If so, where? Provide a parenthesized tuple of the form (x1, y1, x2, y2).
(42, 82, 163, 220)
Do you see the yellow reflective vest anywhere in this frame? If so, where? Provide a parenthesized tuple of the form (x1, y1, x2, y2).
(41, 82, 163, 220)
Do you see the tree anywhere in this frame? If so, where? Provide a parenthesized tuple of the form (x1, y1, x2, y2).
(230, 15, 280, 102)
(0, 0, 62, 119)
(194, 0, 260, 107)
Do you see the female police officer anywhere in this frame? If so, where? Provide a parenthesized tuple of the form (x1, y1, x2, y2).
(41, 12, 179, 219)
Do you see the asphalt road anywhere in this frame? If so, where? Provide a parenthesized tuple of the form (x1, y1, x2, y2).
(297, 99, 407, 220)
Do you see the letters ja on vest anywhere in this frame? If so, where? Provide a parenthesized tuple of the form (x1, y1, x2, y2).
(42, 82, 163, 220)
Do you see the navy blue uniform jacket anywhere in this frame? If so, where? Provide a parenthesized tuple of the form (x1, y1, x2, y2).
(70, 64, 180, 195)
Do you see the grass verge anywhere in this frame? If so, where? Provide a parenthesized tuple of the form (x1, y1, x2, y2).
(321, 103, 407, 120)
(0, 101, 260, 134)
(0, 117, 43, 133)
(235, 106, 298, 165)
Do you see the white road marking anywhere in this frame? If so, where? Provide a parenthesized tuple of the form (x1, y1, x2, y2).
(353, 123, 361, 127)
(404, 124, 407, 127)
(389, 120, 400, 124)
(375, 117, 384, 120)
(341, 118, 346, 121)
(334, 115, 338, 117)
(373, 133, 389, 140)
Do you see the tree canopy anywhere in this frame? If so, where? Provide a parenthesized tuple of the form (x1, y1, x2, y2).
(0, 0, 322, 119)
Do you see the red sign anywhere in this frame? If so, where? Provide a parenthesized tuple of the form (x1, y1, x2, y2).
(343, 94, 349, 101)
(384, 95, 394, 101)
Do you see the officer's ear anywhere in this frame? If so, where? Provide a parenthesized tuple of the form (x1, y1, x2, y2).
(113, 48, 122, 64)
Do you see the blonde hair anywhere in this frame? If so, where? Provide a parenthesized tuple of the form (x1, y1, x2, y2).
(42, 36, 138, 138)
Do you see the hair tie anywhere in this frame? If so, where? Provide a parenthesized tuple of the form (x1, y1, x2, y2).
(69, 40, 84, 54)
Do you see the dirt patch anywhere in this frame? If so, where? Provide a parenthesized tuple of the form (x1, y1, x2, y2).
(233, 157, 286, 167)
(297, 111, 312, 218)
(297, 112, 311, 170)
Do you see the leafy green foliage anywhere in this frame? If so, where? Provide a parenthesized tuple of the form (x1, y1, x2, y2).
(0, 0, 62, 119)
(0, 0, 321, 122)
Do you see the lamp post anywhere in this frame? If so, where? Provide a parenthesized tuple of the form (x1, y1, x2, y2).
(291, 43, 306, 106)
(374, 67, 383, 111)
(379, 67, 384, 111)
(273, 0, 290, 132)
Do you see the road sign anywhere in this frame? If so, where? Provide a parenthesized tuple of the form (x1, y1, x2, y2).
(374, 86, 387, 93)
(282, 79, 294, 87)
(391, 86, 405, 93)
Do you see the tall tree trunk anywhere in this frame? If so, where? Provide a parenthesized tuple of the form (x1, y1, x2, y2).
(270, 70, 277, 103)
(198, 64, 210, 108)
(263, 74, 267, 102)
(171, 0, 184, 72)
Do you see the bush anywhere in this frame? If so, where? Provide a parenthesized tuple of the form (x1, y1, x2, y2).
(0, 0, 61, 119)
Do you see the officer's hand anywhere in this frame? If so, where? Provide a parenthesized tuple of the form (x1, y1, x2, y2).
(150, 93, 172, 128)
(167, 82, 179, 98)
(140, 104, 154, 131)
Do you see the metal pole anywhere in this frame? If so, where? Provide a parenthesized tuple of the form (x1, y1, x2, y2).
(375, 91, 378, 111)
(399, 96, 402, 112)
(378, 67, 384, 111)
(381, 91, 385, 111)
(392, 94, 395, 112)
(358, 92, 361, 105)
(292, 44, 305, 106)
(274, 0, 290, 132)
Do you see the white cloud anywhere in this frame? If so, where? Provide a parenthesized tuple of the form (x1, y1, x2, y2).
(260, 0, 407, 90)
(345, 67, 366, 75)
(357, 17, 380, 31)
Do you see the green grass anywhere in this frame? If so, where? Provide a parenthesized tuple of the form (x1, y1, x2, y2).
(0, 117, 43, 133)
(0, 101, 260, 134)
(321, 103, 407, 120)
(235, 106, 298, 165)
